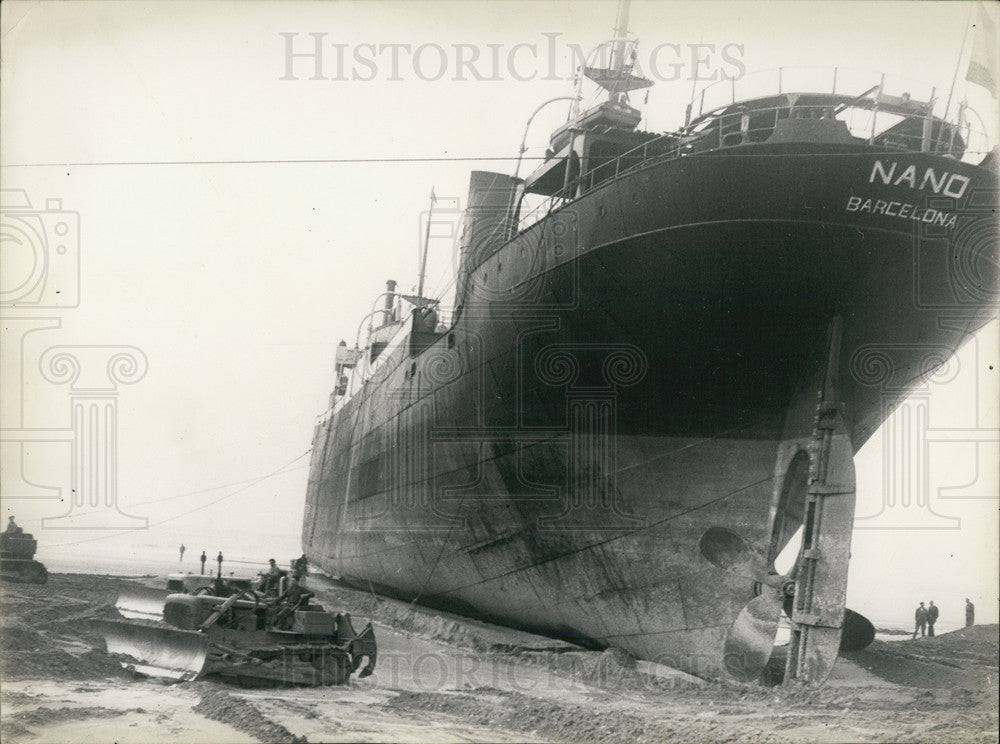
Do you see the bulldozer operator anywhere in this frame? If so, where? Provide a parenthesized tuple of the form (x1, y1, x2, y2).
(273, 576, 315, 629)
(278, 576, 313, 607)
(258, 558, 286, 594)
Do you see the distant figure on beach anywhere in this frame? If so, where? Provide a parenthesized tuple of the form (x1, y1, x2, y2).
(179, 544, 185, 562)
(216, 551, 223, 577)
(200, 551, 207, 575)
(913, 602, 927, 639)
(5, 516, 23, 535)
(926, 600, 939, 637)
(965, 598, 975, 627)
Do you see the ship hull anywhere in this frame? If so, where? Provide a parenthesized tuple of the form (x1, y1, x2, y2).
(304, 144, 997, 678)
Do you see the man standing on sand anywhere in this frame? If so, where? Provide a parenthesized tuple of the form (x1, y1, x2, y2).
(965, 598, 975, 627)
(926, 600, 939, 637)
(179, 544, 185, 562)
(200, 551, 207, 575)
(913, 601, 927, 639)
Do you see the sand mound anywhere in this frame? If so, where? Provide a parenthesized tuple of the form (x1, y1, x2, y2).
(1, 625, 46, 651)
(193, 688, 306, 743)
(842, 624, 998, 691)
(0, 704, 141, 742)
(914, 624, 999, 659)
(0, 574, 131, 681)
(385, 688, 657, 744)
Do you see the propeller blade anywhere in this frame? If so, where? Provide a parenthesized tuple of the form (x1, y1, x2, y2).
(723, 592, 784, 683)
(839, 608, 876, 651)
(699, 527, 770, 582)
(783, 597, 874, 652)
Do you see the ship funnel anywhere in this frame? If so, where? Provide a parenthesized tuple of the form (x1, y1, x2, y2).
(454, 171, 523, 316)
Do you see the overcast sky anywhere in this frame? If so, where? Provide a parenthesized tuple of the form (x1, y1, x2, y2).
(1, 0, 997, 628)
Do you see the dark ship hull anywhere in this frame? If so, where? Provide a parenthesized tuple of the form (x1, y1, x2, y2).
(303, 138, 997, 680)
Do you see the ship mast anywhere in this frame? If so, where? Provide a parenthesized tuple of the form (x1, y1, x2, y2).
(416, 188, 435, 299)
(521, 0, 650, 205)
(609, 0, 631, 100)
(568, 0, 650, 119)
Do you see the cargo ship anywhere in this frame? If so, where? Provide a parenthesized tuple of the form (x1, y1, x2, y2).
(303, 2, 998, 683)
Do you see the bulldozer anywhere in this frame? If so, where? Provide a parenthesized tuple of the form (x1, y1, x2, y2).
(97, 579, 377, 686)
(116, 574, 255, 621)
(0, 530, 48, 584)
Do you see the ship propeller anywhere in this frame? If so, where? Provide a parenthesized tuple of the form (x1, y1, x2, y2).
(699, 526, 874, 683)
(699, 526, 791, 682)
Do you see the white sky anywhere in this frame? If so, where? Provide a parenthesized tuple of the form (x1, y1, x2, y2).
(1, 0, 997, 629)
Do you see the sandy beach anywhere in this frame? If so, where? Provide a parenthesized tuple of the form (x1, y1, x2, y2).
(1, 571, 996, 744)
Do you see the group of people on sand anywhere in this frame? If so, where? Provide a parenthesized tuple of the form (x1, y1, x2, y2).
(913, 598, 975, 638)
(913, 600, 939, 638)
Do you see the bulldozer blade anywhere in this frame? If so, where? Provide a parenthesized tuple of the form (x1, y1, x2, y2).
(95, 619, 209, 681)
(115, 586, 171, 621)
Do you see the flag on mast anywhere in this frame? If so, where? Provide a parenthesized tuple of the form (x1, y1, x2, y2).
(966, 4, 998, 98)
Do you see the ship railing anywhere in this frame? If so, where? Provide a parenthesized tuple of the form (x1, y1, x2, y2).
(689, 66, 995, 144)
(693, 67, 929, 120)
(662, 102, 990, 163)
(327, 303, 415, 413)
(328, 298, 460, 415)
(516, 124, 745, 231)
(516, 131, 686, 231)
(515, 86, 994, 234)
